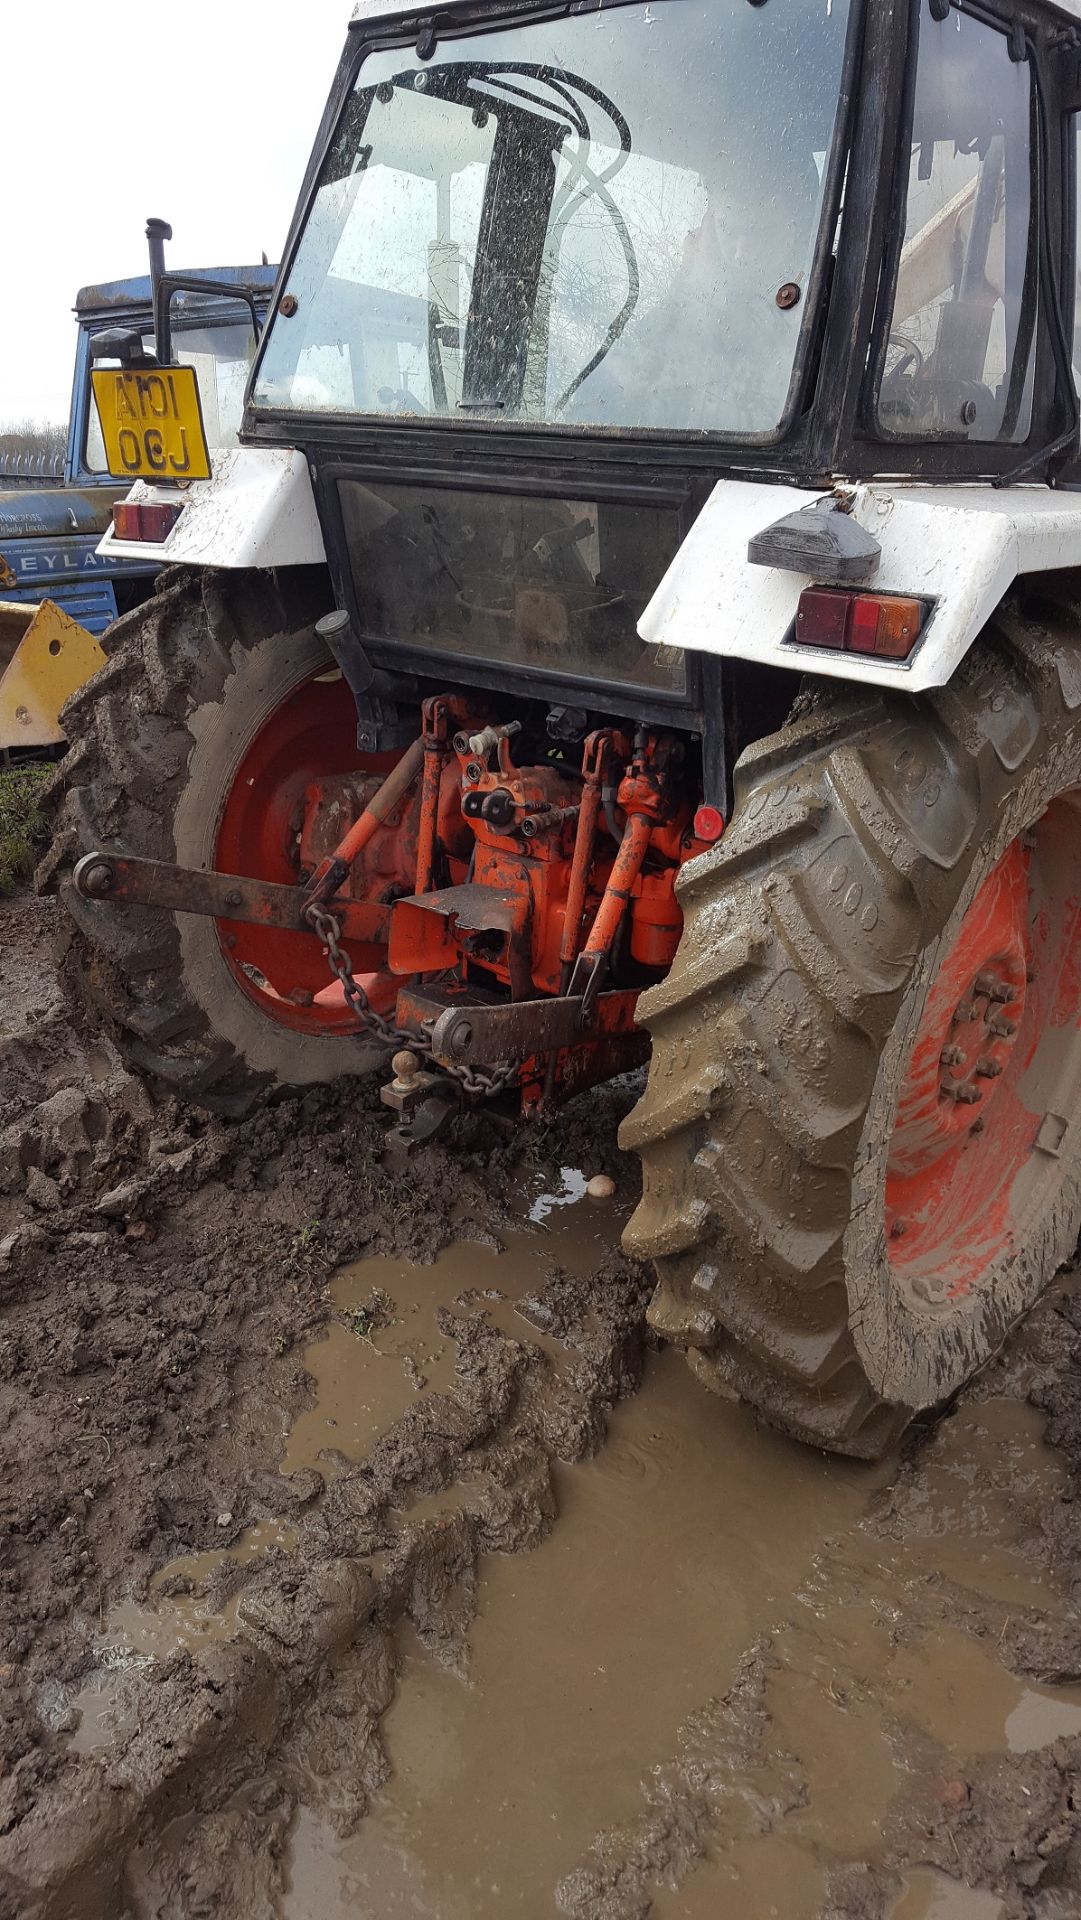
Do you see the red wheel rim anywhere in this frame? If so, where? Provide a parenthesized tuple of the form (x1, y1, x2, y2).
(214, 670, 394, 1037)
(885, 797, 1081, 1305)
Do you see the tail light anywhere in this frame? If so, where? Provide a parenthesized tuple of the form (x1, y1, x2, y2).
(112, 500, 182, 542)
(794, 588, 925, 661)
(692, 804, 725, 844)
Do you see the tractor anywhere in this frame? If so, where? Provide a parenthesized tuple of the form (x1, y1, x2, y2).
(47, 0, 1081, 1456)
(0, 231, 276, 756)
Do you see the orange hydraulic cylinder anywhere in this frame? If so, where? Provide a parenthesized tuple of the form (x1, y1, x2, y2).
(580, 812, 652, 962)
(329, 737, 425, 869)
(560, 778, 603, 974)
(414, 741, 444, 895)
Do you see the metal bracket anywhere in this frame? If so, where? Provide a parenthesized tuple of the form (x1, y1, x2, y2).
(314, 608, 416, 752)
(400, 982, 641, 1069)
(384, 1092, 459, 1158)
(72, 851, 388, 945)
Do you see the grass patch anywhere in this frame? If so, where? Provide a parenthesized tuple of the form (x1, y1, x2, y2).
(0, 762, 52, 895)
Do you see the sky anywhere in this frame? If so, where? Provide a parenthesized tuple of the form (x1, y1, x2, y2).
(1, 1, 351, 425)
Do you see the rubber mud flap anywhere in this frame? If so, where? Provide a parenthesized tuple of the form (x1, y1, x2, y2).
(622, 587, 1081, 1458)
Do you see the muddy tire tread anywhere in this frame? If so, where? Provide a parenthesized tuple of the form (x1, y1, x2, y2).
(42, 568, 330, 1114)
(622, 592, 1081, 1456)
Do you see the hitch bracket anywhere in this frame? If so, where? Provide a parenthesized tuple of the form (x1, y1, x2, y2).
(72, 851, 388, 946)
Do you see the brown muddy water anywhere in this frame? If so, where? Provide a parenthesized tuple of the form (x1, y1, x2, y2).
(66, 1173, 1081, 1918)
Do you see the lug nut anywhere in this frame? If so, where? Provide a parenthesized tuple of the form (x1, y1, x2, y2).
(975, 1057, 1002, 1079)
(988, 1016, 1017, 1039)
(974, 972, 1013, 1004)
(942, 1083, 982, 1104)
(954, 1000, 978, 1023)
(940, 1045, 965, 1068)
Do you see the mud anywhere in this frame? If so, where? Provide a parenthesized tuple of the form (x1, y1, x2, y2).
(3, 885, 1081, 1919)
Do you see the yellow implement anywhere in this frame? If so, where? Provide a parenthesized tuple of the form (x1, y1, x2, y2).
(0, 600, 106, 750)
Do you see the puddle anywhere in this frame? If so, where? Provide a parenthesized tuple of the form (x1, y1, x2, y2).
(280, 1224, 593, 1480)
(528, 1165, 590, 1223)
(283, 1346, 881, 1918)
(1005, 1685, 1081, 1751)
(60, 1161, 1081, 1917)
(67, 1516, 298, 1754)
(280, 1360, 1075, 1917)
(69, 1179, 616, 1758)
(870, 1399, 1068, 1612)
(650, 1835, 824, 1920)
(891, 1869, 1007, 1919)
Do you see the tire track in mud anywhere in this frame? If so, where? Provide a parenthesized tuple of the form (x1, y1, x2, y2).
(0, 891, 651, 1918)
(6, 890, 1081, 1919)
(542, 1317, 1081, 1920)
(4, 1242, 652, 1919)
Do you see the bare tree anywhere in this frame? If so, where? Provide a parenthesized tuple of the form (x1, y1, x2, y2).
(0, 418, 65, 483)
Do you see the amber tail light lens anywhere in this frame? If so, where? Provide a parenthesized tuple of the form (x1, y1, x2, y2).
(795, 588, 925, 661)
(112, 501, 182, 542)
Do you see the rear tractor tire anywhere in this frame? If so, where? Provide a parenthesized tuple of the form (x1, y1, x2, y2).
(622, 593, 1081, 1456)
(43, 568, 387, 1114)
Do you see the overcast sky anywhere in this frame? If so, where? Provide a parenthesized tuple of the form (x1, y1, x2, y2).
(2, 1, 351, 425)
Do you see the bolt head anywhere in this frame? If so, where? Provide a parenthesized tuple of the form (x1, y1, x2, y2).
(448, 1021, 473, 1056)
(81, 861, 115, 898)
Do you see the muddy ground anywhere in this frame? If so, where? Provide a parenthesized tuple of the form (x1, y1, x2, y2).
(1, 887, 1081, 1919)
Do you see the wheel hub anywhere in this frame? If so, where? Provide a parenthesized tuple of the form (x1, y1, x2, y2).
(887, 841, 1029, 1189)
(883, 806, 1081, 1306)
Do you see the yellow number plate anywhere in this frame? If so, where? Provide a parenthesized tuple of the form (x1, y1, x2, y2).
(90, 365, 211, 481)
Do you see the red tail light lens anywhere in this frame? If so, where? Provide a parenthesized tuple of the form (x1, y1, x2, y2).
(693, 804, 725, 844)
(795, 588, 924, 661)
(112, 501, 182, 542)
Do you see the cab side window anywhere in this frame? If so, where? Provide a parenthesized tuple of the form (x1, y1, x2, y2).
(878, 10, 1035, 443)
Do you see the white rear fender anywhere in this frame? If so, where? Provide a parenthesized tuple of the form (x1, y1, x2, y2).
(96, 448, 326, 570)
(640, 480, 1081, 694)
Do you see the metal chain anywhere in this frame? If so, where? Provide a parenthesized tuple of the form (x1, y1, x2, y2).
(305, 904, 519, 1099)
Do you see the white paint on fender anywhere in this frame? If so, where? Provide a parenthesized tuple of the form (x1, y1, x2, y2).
(96, 449, 326, 570)
(639, 480, 1081, 694)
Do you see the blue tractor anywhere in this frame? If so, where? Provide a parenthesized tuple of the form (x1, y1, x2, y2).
(0, 234, 276, 638)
